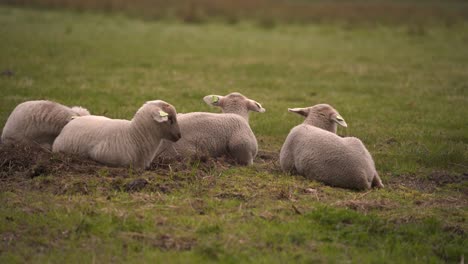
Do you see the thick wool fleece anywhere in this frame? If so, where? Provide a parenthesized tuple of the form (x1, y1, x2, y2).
(156, 112, 257, 165)
(156, 92, 265, 165)
(53, 100, 181, 169)
(280, 124, 383, 190)
(1, 100, 90, 150)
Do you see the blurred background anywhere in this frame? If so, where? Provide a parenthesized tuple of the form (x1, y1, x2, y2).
(3, 0, 468, 26)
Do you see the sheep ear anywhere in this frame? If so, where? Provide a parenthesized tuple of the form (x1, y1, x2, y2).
(203, 95, 223, 107)
(248, 100, 266, 113)
(332, 114, 348, 127)
(288, 108, 309, 117)
(70, 106, 90, 116)
(153, 110, 169, 123)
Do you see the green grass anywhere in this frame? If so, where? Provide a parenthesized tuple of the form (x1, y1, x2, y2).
(0, 6, 467, 263)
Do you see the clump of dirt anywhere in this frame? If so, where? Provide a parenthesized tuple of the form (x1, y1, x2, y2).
(276, 187, 295, 201)
(0, 143, 127, 179)
(124, 178, 148, 192)
(0, 144, 45, 176)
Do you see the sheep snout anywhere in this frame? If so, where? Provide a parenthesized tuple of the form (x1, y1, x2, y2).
(166, 131, 182, 142)
(173, 132, 182, 142)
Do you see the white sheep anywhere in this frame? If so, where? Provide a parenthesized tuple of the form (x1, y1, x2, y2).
(202, 92, 265, 122)
(155, 92, 265, 165)
(52, 100, 181, 170)
(1, 100, 91, 150)
(287, 104, 347, 133)
(280, 104, 384, 190)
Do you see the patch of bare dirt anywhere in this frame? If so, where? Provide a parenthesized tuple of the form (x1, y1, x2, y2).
(387, 174, 436, 192)
(426, 171, 468, 186)
(387, 171, 468, 193)
(0, 144, 127, 179)
(150, 155, 234, 176)
(119, 232, 196, 251)
(335, 199, 397, 213)
(0, 144, 133, 194)
(255, 150, 282, 174)
(256, 150, 278, 162)
(0, 143, 248, 195)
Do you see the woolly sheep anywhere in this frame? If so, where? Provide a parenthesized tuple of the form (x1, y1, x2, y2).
(155, 92, 265, 165)
(52, 100, 181, 170)
(287, 104, 347, 133)
(280, 104, 384, 190)
(202, 92, 266, 122)
(1, 100, 91, 150)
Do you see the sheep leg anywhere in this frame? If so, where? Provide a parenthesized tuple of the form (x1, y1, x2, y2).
(372, 172, 384, 188)
(228, 142, 253, 165)
(279, 147, 296, 174)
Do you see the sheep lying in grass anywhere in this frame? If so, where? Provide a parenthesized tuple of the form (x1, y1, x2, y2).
(202, 92, 266, 122)
(280, 104, 384, 190)
(53, 100, 181, 170)
(287, 104, 347, 133)
(156, 92, 265, 165)
(1, 100, 90, 150)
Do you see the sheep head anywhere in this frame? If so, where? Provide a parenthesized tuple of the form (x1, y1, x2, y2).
(203, 92, 265, 121)
(288, 104, 347, 133)
(143, 100, 182, 142)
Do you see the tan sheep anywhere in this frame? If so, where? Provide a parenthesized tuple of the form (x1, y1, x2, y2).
(53, 100, 181, 170)
(1, 100, 90, 150)
(156, 92, 265, 165)
(280, 104, 384, 190)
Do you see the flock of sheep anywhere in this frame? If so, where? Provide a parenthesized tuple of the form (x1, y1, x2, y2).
(1, 92, 383, 190)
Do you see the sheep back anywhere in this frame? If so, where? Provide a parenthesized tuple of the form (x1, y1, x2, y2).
(156, 112, 257, 165)
(280, 124, 379, 190)
(1, 100, 89, 149)
(53, 116, 147, 168)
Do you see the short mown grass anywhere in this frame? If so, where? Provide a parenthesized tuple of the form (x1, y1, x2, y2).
(0, 6, 467, 263)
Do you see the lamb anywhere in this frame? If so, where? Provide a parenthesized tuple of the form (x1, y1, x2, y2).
(52, 100, 181, 170)
(280, 104, 384, 190)
(1, 100, 91, 150)
(287, 104, 348, 133)
(155, 92, 265, 165)
(202, 92, 265, 122)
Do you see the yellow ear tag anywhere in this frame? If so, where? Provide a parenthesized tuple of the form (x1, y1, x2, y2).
(336, 115, 344, 121)
(159, 110, 168, 117)
(212, 96, 219, 103)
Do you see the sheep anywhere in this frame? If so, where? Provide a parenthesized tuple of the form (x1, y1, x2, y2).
(155, 92, 265, 165)
(287, 104, 347, 133)
(202, 92, 265, 122)
(1, 100, 91, 150)
(280, 104, 384, 190)
(52, 100, 181, 170)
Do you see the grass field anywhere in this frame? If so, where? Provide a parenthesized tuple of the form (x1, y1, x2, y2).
(0, 6, 467, 263)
